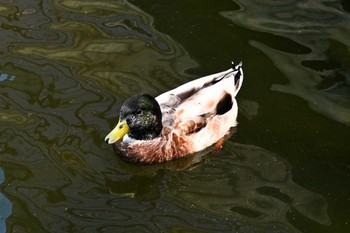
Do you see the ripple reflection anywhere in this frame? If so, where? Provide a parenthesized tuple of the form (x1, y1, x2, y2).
(168, 143, 331, 231)
(12, 0, 198, 98)
(0, 0, 207, 232)
(222, 0, 350, 125)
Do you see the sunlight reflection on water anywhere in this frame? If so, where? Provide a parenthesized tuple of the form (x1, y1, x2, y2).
(222, 0, 350, 125)
(12, 0, 198, 99)
(0, 0, 344, 232)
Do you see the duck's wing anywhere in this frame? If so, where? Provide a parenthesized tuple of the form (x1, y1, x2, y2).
(156, 62, 243, 134)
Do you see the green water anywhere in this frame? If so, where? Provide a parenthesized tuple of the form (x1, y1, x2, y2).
(0, 0, 349, 232)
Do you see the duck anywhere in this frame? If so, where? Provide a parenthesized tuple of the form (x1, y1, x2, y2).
(105, 62, 243, 164)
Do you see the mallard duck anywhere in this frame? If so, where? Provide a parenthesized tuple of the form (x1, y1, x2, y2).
(105, 62, 243, 163)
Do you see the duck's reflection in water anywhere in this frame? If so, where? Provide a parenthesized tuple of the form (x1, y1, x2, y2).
(107, 143, 330, 232)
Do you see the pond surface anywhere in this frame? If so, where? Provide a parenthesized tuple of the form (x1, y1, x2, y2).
(0, 0, 349, 232)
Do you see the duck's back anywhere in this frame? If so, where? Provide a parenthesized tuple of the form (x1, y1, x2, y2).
(156, 62, 243, 136)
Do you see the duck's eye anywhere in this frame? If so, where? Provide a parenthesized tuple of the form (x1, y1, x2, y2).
(136, 109, 143, 115)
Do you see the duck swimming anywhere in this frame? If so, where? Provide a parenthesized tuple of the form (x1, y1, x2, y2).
(105, 62, 243, 163)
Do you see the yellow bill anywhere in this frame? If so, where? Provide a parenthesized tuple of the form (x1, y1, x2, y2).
(105, 119, 130, 144)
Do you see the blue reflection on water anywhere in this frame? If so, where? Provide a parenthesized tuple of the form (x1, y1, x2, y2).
(0, 167, 12, 233)
(0, 73, 16, 82)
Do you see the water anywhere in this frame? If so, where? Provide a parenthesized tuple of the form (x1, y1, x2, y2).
(0, 0, 349, 232)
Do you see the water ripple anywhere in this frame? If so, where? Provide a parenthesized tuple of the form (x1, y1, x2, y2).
(168, 143, 330, 231)
(11, 0, 198, 97)
(0, 0, 338, 232)
(222, 0, 350, 125)
(0, 0, 208, 232)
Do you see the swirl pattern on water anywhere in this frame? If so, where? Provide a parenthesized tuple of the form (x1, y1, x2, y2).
(11, 0, 198, 98)
(104, 142, 330, 232)
(0, 0, 201, 231)
(222, 0, 350, 125)
(0, 0, 333, 232)
(168, 144, 330, 229)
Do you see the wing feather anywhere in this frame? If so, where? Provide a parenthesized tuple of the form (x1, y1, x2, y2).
(156, 62, 243, 136)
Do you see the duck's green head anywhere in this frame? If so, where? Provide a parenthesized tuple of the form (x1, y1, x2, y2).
(105, 94, 162, 144)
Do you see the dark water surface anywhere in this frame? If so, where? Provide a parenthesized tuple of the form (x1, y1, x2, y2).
(0, 0, 349, 232)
